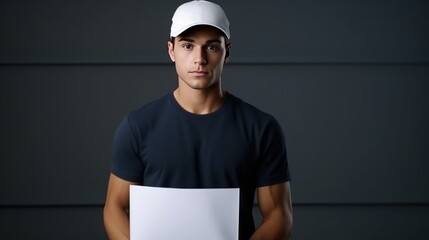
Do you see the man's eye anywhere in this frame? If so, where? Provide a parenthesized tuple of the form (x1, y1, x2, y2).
(207, 45, 219, 51)
(182, 44, 192, 49)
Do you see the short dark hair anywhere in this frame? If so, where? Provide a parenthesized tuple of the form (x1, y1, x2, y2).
(168, 25, 230, 48)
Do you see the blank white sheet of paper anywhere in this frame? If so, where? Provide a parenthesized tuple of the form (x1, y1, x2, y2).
(130, 186, 239, 240)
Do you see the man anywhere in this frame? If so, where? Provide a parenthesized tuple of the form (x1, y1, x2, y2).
(103, 1, 292, 239)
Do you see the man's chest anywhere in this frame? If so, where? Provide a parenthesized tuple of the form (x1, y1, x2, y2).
(140, 119, 258, 186)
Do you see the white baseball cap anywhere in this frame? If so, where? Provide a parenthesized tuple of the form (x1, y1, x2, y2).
(170, 0, 230, 39)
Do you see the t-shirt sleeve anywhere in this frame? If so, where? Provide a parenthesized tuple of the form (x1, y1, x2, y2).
(110, 114, 144, 183)
(256, 116, 291, 187)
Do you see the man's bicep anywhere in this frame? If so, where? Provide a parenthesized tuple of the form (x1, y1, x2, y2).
(257, 182, 292, 218)
(105, 173, 139, 209)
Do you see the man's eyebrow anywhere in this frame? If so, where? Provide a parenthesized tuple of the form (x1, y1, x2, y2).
(178, 38, 195, 42)
(206, 39, 222, 44)
(177, 38, 222, 44)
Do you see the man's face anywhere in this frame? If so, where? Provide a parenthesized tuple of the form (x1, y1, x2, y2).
(168, 26, 230, 91)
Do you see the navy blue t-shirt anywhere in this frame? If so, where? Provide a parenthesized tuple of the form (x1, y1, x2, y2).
(111, 92, 290, 239)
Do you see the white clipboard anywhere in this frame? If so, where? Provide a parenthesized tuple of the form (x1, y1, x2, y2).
(130, 186, 239, 240)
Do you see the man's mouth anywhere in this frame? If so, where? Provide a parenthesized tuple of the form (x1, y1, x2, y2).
(190, 70, 208, 76)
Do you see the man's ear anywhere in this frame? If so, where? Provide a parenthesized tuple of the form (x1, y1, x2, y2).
(224, 43, 231, 64)
(167, 41, 175, 62)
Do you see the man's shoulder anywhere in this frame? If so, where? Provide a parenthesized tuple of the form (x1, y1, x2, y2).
(228, 93, 273, 121)
(124, 93, 172, 128)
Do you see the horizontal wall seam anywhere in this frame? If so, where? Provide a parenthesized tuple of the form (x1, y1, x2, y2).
(1, 202, 429, 208)
(1, 62, 429, 67)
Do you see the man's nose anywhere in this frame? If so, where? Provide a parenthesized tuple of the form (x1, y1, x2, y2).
(194, 47, 207, 65)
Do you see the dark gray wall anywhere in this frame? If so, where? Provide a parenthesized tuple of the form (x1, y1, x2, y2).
(1, 0, 428, 239)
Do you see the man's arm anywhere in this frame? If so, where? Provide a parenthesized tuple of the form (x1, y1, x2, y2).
(103, 173, 138, 240)
(250, 182, 293, 240)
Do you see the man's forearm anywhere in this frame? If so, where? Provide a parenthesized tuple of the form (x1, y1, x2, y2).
(103, 205, 130, 240)
(250, 211, 292, 240)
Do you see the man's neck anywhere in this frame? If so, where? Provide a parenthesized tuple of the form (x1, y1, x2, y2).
(173, 86, 225, 115)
